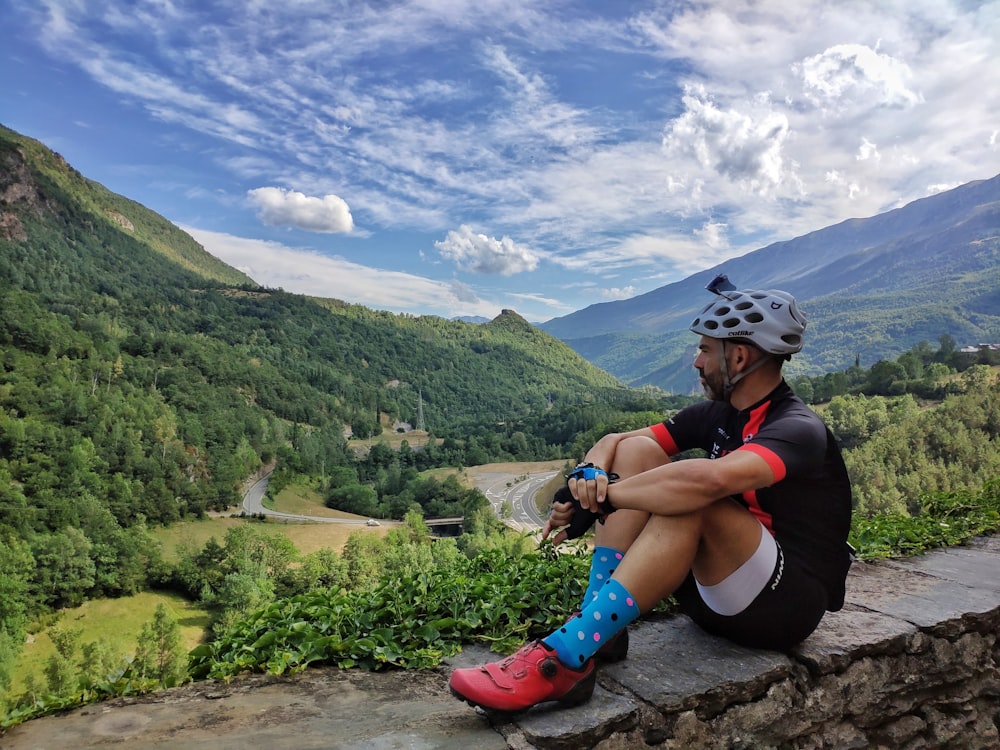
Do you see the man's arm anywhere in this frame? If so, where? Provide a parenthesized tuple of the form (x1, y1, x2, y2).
(567, 427, 662, 509)
(601, 449, 776, 516)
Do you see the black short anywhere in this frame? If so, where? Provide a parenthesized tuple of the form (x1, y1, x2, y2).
(673, 541, 828, 651)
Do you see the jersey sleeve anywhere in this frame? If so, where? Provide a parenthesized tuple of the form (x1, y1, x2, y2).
(739, 406, 827, 480)
(652, 402, 718, 456)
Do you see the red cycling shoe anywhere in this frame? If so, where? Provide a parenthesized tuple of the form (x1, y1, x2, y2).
(449, 640, 596, 713)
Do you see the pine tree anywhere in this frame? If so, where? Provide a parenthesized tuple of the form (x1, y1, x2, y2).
(133, 603, 187, 688)
(44, 626, 81, 698)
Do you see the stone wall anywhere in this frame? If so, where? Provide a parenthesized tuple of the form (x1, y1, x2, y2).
(496, 535, 1000, 750)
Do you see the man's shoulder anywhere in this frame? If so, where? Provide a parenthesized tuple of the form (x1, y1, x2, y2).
(756, 387, 828, 443)
(672, 399, 730, 422)
(768, 383, 821, 418)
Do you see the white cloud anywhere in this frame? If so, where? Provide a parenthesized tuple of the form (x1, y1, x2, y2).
(552, 230, 744, 279)
(435, 225, 539, 275)
(247, 187, 354, 234)
(825, 170, 865, 200)
(856, 138, 880, 163)
(600, 286, 637, 301)
(508, 291, 575, 313)
(663, 85, 791, 196)
(799, 43, 922, 110)
(694, 221, 730, 251)
(447, 278, 481, 305)
(481, 43, 601, 153)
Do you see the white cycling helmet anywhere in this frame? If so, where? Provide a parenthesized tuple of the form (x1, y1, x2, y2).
(690, 279, 806, 356)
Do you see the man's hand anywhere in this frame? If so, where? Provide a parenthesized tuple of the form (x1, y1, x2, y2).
(568, 470, 610, 511)
(541, 487, 579, 546)
(541, 484, 615, 545)
(566, 463, 617, 514)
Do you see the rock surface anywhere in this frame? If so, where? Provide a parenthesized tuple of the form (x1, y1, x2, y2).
(3, 536, 999, 749)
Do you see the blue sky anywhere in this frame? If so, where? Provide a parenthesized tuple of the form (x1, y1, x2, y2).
(2, 1, 998, 322)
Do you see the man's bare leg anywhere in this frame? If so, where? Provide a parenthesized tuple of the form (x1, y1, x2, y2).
(593, 435, 766, 611)
(610, 500, 763, 610)
(592, 435, 666, 552)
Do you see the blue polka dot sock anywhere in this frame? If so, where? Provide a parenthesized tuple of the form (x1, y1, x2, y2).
(544, 578, 640, 668)
(582, 546, 624, 606)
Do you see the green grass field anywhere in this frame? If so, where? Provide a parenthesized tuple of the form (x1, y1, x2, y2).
(153, 482, 394, 562)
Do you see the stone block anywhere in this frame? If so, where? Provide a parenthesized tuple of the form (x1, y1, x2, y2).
(884, 539, 1000, 592)
(600, 616, 794, 716)
(506, 685, 639, 750)
(844, 559, 1000, 637)
(793, 608, 916, 675)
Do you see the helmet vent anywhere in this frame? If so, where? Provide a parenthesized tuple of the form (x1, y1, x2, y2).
(722, 317, 740, 328)
(703, 320, 719, 330)
(745, 312, 764, 323)
(735, 301, 754, 310)
(713, 306, 731, 316)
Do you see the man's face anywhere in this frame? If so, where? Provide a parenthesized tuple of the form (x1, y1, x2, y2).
(693, 336, 727, 401)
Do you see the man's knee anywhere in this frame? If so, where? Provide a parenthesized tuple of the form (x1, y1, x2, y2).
(613, 435, 670, 476)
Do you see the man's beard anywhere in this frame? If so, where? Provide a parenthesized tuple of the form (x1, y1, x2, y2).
(698, 369, 727, 401)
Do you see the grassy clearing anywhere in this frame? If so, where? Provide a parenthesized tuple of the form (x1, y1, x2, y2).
(12, 485, 396, 700)
(151, 516, 392, 562)
(153, 483, 393, 562)
(11, 591, 210, 697)
(270, 483, 365, 518)
(348, 424, 439, 456)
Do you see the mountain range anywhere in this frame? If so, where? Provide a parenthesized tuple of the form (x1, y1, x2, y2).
(3, 119, 997, 402)
(0, 122, 624, 444)
(541, 175, 1000, 392)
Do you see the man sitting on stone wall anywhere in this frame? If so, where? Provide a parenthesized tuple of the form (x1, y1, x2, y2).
(449, 276, 854, 713)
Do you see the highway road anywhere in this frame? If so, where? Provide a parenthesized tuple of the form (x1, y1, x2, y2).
(469, 468, 560, 532)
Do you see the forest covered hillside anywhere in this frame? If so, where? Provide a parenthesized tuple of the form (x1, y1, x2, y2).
(0, 123, 702, 712)
(0, 120, 659, 547)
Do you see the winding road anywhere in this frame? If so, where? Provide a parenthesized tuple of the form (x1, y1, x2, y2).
(241, 466, 560, 530)
(241, 473, 374, 524)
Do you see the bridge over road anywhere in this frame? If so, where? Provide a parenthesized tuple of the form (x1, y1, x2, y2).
(425, 516, 464, 536)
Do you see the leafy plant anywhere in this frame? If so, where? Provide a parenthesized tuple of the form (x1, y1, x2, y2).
(189, 544, 590, 679)
(850, 481, 1000, 559)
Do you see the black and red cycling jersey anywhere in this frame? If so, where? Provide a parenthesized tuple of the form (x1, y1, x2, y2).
(649, 381, 853, 611)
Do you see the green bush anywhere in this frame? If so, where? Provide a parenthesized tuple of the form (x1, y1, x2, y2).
(189, 544, 590, 679)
